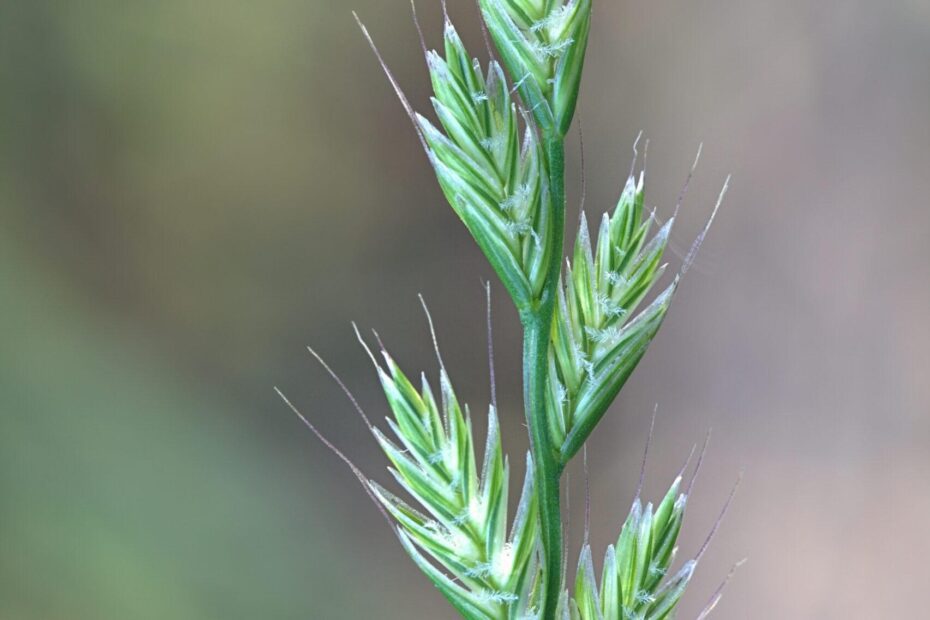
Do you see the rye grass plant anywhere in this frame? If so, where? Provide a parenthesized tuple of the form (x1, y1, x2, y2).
(279, 2, 738, 618)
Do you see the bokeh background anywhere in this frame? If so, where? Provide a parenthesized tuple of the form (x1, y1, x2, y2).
(2, 1, 928, 618)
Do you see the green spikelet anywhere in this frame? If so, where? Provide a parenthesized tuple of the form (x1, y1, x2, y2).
(478, 0, 592, 136)
(569, 478, 694, 620)
(548, 174, 676, 462)
(368, 346, 543, 619)
(421, 22, 555, 310)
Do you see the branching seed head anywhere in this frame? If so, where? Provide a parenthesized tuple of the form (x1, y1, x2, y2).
(307, 3, 741, 618)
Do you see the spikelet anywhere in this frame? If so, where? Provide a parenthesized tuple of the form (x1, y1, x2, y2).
(567, 477, 693, 620)
(367, 343, 543, 619)
(548, 173, 675, 461)
(421, 22, 555, 310)
(478, 0, 592, 135)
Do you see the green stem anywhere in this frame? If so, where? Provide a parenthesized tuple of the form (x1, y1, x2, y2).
(521, 135, 565, 620)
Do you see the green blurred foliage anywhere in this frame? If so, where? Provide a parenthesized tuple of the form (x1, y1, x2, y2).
(0, 236, 372, 618)
(0, 2, 406, 618)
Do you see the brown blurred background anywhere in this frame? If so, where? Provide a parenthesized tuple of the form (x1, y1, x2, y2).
(1, 1, 928, 618)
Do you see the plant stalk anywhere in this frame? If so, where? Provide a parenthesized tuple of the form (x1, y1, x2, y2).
(521, 135, 566, 620)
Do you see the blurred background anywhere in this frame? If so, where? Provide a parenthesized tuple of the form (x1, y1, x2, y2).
(1, 1, 928, 618)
